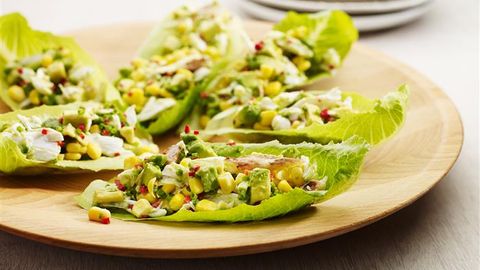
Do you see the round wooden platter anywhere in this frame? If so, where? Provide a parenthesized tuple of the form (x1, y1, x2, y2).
(0, 21, 463, 258)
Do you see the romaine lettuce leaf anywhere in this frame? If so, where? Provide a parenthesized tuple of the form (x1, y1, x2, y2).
(0, 13, 121, 110)
(76, 136, 369, 222)
(202, 85, 409, 145)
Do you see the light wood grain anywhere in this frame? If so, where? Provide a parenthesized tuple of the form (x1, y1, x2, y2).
(0, 21, 463, 258)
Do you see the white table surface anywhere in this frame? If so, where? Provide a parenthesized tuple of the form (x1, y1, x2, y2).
(0, 1, 478, 269)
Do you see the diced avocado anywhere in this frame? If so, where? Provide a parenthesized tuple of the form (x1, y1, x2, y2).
(47, 61, 67, 83)
(233, 104, 261, 128)
(120, 126, 136, 144)
(140, 163, 162, 185)
(235, 179, 250, 202)
(131, 199, 153, 218)
(182, 134, 217, 158)
(63, 112, 90, 129)
(62, 124, 77, 138)
(147, 154, 168, 169)
(195, 166, 219, 193)
(249, 168, 272, 204)
(94, 190, 124, 204)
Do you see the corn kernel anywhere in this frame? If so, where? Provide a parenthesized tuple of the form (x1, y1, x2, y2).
(131, 70, 145, 81)
(66, 142, 87, 154)
(86, 143, 102, 160)
(188, 177, 204, 194)
(218, 172, 235, 194)
(289, 167, 305, 187)
(199, 115, 210, 129)
(259, 110, 277, 126)
(123, 88, 146, 110)
(131, 199, 153, 218)
(7, 85, 26, 102)
(169, 193, 185, 211)
(196, 199, 218, 211)
(145, 83, 163, 96)
(177, 68, 193, 80)
(180, 158, 191, 168)
(278, 180, 293, 193)
(131, 58, 146, 69)
(88, 207, 111, 224)
(181, 187, 191, 196)
(41, 54, 53, 67)
(253, 123, 270, 130)
(293, 56, 311, 72)
(162, 184, 176, 194)
(94, 190, 124, 204)
(219, 101, 232, 111)
(260, 64, 274, 79)
(29, 90, 41, 105)
(137, 193, 156, 204)
(124, 156, 141, 169)
(89, 124, 100, 133)
(264, 81, 282, 97)
(65, 153, 82, 160)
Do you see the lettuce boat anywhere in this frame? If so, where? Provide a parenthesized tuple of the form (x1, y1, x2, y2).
(76, 131, 369, 222)
(201, 85, 409, 145)
(0, 103, 158, 175)
(115, 2, 251, 135)
(193, 10, 358, 130)
(0, 13, 121, 110)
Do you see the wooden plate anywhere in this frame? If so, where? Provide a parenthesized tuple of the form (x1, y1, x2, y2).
(0, 21, 463, 258)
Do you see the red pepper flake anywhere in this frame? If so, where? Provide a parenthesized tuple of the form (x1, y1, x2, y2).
(58, 117, 64, 124)
(193, 130, 199, 135)
(101, 217, 110, 224)
(320, 108, 331, 122)
(226, 140, 236, 146)
(17, 68, 23, 74)
(17, 80, 26, 87)
(254, 41, 264, 51)
(120, 122, 125, 128)
(41, 129, 48, 135)
(79, 134, 85, 139)
(200, 92, 209, 99)
(184, 124, 191, 134)
(328, 64, 335, 70)
(151, 200, 161, 208)
(184, 195, 191, 203)
(139, 185, 148, 194)
(78, 124, 85, 132)
(114, 152, 120, 157)
(128, 204, 133, 209)
(114, 179, 126, 191)
(59, 78, 67, 85)
(102, 130, 110, 136)
(188, 165, 200, 177)
(127, 91, 133, 97)
(57, 141, 65, 147)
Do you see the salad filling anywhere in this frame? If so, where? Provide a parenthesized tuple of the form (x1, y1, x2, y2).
(4, 47, 100, 109)
(79, 131, 331, 219)
(0, 104, 158, 163)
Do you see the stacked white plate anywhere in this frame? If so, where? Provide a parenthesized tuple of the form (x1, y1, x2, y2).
(240, 0, 434, 32)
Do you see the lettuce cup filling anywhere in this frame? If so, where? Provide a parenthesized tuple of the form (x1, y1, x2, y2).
(77, 131, 370, 223)
(202, 85, 410, 145)
(0, 103, 158, 175)
(0, 13, 121, 110)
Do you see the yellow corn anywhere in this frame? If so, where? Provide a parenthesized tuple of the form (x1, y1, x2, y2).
(124, 156, 141, 169)
(177, 68, 193, 80)
(65, 153, 82, 160)
(137, 193, 156, 204)
(264, 81, 282, 97)
(131, 58, 146, 69)
(162, 184, 176, 194)
(29, 90, 41, 105)
(122, 88, 146, 110)
(259, 110, 277, 126)
(253, 123, 270, 130)
(199, 115, 210, 129)
(66, 142, 87, 154)
(7, 85, 26, 102)
(145, 83, 163, 96)
(180, 158, 191, 168)
(86, 143, 102, 160)
(278, 180, 293, 193)
(260, 64, 274, 79)
(293, 56, 311, 72)
(218, 172, 235, 194)
(181, 187, 191, 196)
(88, 207, 111, 223)
(169, 193, 185, 211)
(41, 54, 53, 67)
(289, 167, 305, 187)
(196, 199, 218, 211)
(188, 177, 204, 194)
(89, 124, 100, 134)
(219, 101, 232, 111)
(131, 70, 145, 81)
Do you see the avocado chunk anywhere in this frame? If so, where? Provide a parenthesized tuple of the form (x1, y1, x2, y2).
(147, 154, 168, 169)
(94, 190, 124, 204)
(196, 166, 219, 193)
(139, 163, 162, 185)
(47, 61, 67, 83)
(120, 126, 136, 143)
(249, 168, 272, 204)
(131, 199, 153, 218)
(63, 111, 91, 129)
(182, 134, 217, 158)
(233, 103, 261, 128)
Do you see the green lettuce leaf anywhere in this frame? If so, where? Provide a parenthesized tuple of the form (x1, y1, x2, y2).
(202, 85, 409, 145)
(76, 136, 369, 222)
(274, 10, 358, 83)
(0, 103, 129, 175)
(0, 13, 121, 110)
